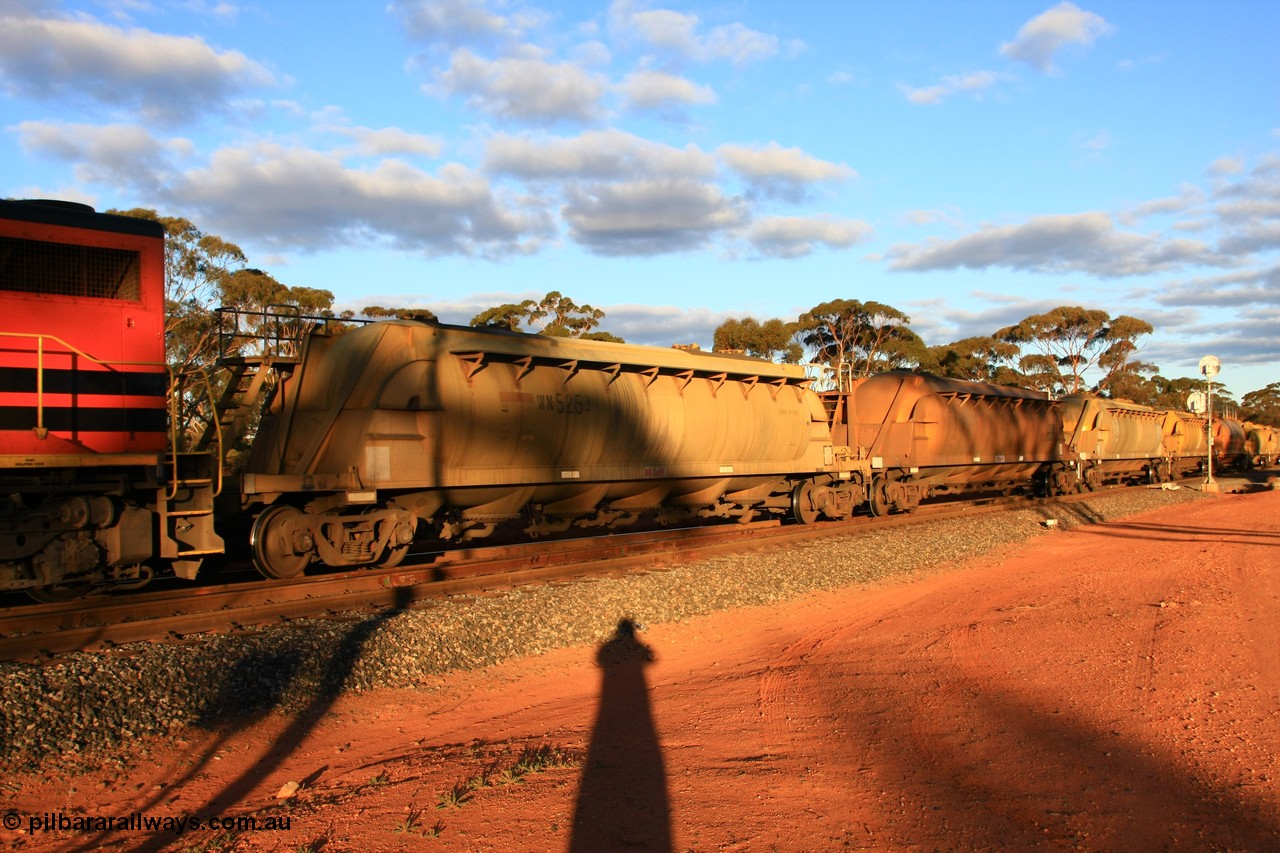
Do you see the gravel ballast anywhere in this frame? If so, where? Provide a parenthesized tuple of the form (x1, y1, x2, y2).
(0, 486, 1217, 771)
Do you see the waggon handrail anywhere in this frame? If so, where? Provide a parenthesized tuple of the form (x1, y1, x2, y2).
(214, 305, 371, 363)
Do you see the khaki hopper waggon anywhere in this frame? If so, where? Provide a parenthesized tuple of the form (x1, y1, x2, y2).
(1059, 396, 1172, 488)
(240, 320, 865, 578)
(1211, 417, 1248, 470)
(818, 371, 1067, 515)
(1162, 410, 1212, 478)
(1245, 422, 1279, 467)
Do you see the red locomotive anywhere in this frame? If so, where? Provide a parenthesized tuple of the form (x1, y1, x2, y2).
(0, 199, 220, 600)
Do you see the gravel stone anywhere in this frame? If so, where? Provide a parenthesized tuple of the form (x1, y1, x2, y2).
(0, 486, 1213, 772)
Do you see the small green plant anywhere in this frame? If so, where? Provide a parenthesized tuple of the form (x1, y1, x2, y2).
(423, 819, 446, 839)
(367, 772, 390, 787)
(436, 782, 472, 810)
(496, 766, 525, 786)
(513, 744, 575, 773)
(393, 806, 423, 835)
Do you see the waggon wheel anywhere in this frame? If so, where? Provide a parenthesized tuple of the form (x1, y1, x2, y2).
(378, 543, 410, 568)
(250, 505, 312, 580)
(372, 506, 414, 567)
(867, 477, 892, 517)
(791, 481, 819, 525)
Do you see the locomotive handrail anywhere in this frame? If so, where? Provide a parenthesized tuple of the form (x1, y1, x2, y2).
(165, 369, 223, 501)
(0, 330, 165, 439)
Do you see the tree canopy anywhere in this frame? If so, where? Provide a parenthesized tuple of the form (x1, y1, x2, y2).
(795, 299, 927, 384)
(927, 336, 1022, 385)
(105, 207, 1276, 415)
(996, 306, 1154, 396)
(469, 291, 618, 340)
(712, 317, 802, 363)
(1242, 382, 1280, 426)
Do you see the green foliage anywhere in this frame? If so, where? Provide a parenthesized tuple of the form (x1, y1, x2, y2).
(996, 306, 1154, 395)
(470, 301, 536, 330)
(579, 330, 626, 343)
(927, 336, 1024, 385)
(109, 208, 342, 447)
(531, 290, 606, 337)
(469, 291, 618, 339)
(712, 316, 802, 363)
(361, 305, 439, 322)
(1241, 382, 1280, 426)
(795, 299, 926, 383)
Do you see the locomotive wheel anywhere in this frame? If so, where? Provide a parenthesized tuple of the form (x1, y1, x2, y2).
(791, 481, 819, 525)
(250, 506, 312, 579)
(867, 477, 892, 518)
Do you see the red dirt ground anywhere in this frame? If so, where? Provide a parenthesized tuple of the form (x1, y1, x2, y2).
(4, 489, 1279, 852)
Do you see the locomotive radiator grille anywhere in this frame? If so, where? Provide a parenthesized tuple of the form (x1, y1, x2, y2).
(0, 236, 142, 301)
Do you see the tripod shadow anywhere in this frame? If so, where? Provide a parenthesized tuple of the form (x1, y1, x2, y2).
(570, 618, 672, 852)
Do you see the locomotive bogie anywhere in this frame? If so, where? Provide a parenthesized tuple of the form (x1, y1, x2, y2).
(1, 481, 157, 595)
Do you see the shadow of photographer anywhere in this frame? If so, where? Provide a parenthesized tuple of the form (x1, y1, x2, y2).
(570, 618, 672, 852)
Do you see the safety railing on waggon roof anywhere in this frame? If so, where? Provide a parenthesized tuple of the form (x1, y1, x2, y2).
(214, 305, 372, 365)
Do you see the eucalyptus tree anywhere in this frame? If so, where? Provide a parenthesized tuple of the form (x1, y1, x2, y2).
(996, 306, 1154, 395)
(795, 299, 924, 384)
(927, 336, 1023, 385)
(712, 317, 803, 363)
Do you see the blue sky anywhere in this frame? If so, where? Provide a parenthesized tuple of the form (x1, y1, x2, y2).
(2, 0, 1277, 397)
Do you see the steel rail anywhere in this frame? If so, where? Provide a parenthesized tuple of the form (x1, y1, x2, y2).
(0, 482, 1219, 662)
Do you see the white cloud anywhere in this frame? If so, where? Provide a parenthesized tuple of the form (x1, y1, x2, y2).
(0, 8, 275, 125)
(717, 142, 855, 201)
(561, 179, 745, 256)
(999, 2, 1114, 73)
(617, 69, 717, 111)
(433, 48, 609, 124)
(483, 129, 715, 180)
(1208, 156, 1246, 176)
(389, 0, 531, 46)
(900, 71, 1000, 105)
(886, 212, 1222, 277)
(316, 124, 445, 159)
(744, 215, 873, 258)
(15, 121, 189, 193)
(1119, 184, 1206, 224)
(168, 142, 553, 256)
(1153, 265, 1280, 308)
(1081, 130, 1110, 151)
(609, 0, 780, 65)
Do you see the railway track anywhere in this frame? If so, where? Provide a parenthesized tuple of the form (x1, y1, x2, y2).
(0, 484, 1214, 662)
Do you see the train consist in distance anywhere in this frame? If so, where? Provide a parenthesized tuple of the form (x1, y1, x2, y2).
(1, 199, 1275, 599)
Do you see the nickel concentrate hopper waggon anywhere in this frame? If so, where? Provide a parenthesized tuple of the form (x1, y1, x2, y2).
(1, 199, 1254, 599)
